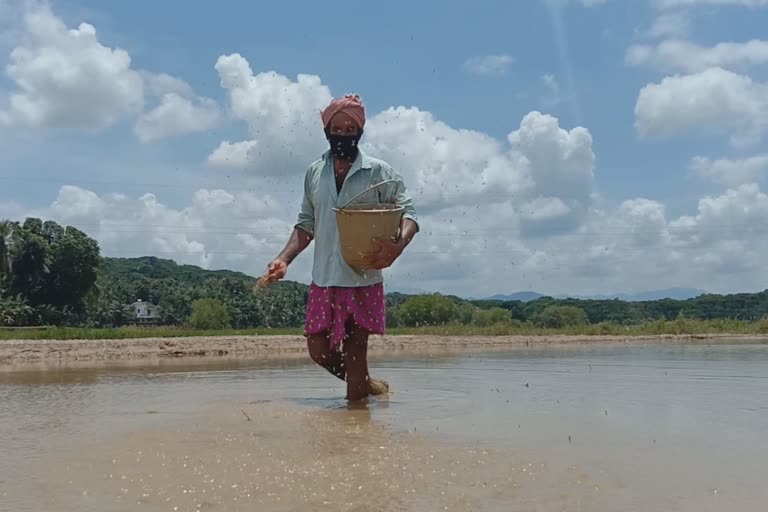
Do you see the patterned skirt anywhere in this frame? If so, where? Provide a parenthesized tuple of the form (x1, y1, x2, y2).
(304, 282, 386, 351)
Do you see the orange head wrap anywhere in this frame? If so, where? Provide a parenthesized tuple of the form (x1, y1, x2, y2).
(321, 94, 366, 130)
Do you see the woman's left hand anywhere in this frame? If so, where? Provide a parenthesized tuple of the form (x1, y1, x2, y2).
(364, 237, 404, 270)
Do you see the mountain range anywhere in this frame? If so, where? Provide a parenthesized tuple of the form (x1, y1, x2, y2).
(485, 287, 707, 303)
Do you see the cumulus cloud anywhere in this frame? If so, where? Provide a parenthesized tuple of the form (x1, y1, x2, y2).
(207, 140, 259, 168)
(669, 184, 768, 247)
(626, 39, 768, 73)
(0, 3, 219, 141)
(634, 67, 768, 147)
(534, 184, 768, 293)
(36, 185, 293, 274)
(366, 107, 595, 232)
(208, 53, 332, 173)
(691, 154, 768, 186)
(463, 55, 514, 76)
(135, 92, 220, 142)
(0, 4, 143, 129)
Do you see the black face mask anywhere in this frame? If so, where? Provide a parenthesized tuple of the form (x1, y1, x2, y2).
(328, 133, 361, 160)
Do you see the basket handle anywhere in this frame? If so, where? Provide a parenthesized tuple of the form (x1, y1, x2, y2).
(339, 179, 400, 209)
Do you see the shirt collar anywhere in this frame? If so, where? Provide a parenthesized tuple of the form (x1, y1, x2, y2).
(323, 149, 373, 176)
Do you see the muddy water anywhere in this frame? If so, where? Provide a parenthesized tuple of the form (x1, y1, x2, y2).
(2, 343, 768, 511)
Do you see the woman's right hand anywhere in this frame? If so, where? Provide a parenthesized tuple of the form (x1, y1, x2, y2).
(265, 258, 288, 283)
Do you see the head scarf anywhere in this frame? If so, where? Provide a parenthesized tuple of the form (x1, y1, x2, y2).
(321, 94, 366, 130)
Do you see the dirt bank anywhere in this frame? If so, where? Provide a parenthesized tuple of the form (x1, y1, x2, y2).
(1, 333, 765, 368)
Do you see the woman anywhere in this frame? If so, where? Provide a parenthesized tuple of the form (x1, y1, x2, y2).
(265, 94, 419, 401)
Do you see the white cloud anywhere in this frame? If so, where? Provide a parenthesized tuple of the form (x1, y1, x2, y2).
(135, 92, 220, 142)
(364, 107, 532, 211)
(627, 39, 768, 73)
(208, 53, 332, 173)
(389, 181, 768, 293)
(0, 3, 219, 142)
(207, 140, 259, 168)
(365, 108, 594, 227)
(508, 111, 595, 204)
(634, 67, 768, 147)
(463, 55, 514, 76)
(616, 198, 670, 247)
(532, 184, 768, 292)
(142, 72, 196, 98)
(669, 184, 768, 247)
(691, 154, 768, 186)
(647, 12, 691, 39)
(0, 4, 143, 129)
(35, 185, 292, 273)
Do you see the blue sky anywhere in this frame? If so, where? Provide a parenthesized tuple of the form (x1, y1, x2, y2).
(2, 0, 768, 297)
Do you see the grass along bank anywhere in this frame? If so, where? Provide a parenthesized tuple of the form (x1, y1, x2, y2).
(3, 317, 768, 341)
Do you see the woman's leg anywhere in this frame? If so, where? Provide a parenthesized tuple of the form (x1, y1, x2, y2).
(306, 325, 388, 400)
(344, 321, 372, 401)
(306, 333, 345, 381)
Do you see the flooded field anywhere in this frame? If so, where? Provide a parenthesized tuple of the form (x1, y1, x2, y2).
(2, 342, 767, 511)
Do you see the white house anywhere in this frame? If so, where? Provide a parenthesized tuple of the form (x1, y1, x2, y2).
(131, 299, 161, 323)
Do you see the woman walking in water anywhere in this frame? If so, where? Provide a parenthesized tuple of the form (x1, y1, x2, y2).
(265, 94, 419, 401)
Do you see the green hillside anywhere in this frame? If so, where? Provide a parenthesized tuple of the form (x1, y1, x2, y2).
(102, 256, 254, 282)
(94, 256, 308, 328)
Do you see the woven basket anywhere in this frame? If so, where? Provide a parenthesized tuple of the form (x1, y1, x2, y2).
(333, 179, 403, 269)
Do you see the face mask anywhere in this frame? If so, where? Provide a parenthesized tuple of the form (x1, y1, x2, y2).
(328, 134, 360, 160)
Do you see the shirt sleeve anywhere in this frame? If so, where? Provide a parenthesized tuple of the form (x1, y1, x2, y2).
(294, 167, 315, 237)
(383, 165, 419, 232)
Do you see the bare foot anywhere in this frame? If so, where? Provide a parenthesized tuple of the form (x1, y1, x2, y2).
(368, 378, 390, 396)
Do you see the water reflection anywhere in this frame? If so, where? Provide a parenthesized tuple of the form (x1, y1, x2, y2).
(2, 343, 768, 511)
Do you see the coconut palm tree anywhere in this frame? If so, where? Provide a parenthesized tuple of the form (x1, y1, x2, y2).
(0, 220, 12, 279)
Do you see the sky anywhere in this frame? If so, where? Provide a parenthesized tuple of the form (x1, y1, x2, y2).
(1, 0, 768, 298)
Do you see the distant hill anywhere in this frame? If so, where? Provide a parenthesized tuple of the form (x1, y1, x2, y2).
(485, 287, 706, 303)
(565, 287, 707, 302)
(488, 291, 544, 302)
(102, 256, 256, 283)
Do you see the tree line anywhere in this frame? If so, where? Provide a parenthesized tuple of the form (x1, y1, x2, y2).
(3, 217, 768, 330)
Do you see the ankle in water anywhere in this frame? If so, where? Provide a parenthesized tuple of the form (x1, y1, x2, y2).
(368, 378, 389, 396)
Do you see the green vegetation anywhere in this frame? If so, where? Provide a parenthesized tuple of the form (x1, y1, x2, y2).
(2, 316, 768, 340)
(187, 298, 231, 330)
(531, 305, 588, 328)
(3, 216, 768, 338)
(0, 218, 101, 326)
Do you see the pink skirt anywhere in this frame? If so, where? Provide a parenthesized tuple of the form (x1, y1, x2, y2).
(304, 282, 386, 351)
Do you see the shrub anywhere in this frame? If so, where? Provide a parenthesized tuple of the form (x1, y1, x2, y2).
(187, 298, 231, 330)
(531, 305, 588, 328)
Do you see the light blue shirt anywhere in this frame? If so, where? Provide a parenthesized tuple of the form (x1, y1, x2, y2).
(295, 149, 419, 288)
